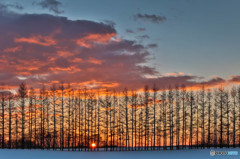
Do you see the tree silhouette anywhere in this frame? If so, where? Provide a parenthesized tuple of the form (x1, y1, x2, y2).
(18, 82, 27, 149)
(0, 82, 240, 150)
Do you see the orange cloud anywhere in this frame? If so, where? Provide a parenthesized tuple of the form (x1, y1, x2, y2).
(3, 46, 22, 53)
(16, 66, 39, 72)
(57, 51, 74, 57)
(70, 80, 119, 89)
(228, 76, 240, 84)
(87, 57, 102, 64)
(14, 59, 47, 74)
(188, 78, 226, 91)
(14, 35, 56, 46)
(164, 72, 185, 77)
(101, 82, 119, 88)
(73, 58, 83, 63)
(50, 66, 81, 73)
(76, 33, 116, 48)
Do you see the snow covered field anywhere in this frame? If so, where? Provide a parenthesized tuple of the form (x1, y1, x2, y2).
(0, 148, 239, 159)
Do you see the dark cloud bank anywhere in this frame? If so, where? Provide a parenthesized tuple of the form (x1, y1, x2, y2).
(0, 7, 230, 90)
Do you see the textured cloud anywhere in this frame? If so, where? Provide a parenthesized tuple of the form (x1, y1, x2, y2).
(136, 35, 150, 40)
(126, 28, 146, 34)
(14, 35, 56, 46)
(138, 28, 146, 32)
(0, 10, 155, 89)
(134, 13, 167, 24)
(133, 75, 226, 91)
(35, 0, 63, 14)
(0, 2, 23, 10)
(0, 8, 228, 91)
(147, 44, 158, 48)
(126, 29, 135, 34)
(229, 76, 240, 83)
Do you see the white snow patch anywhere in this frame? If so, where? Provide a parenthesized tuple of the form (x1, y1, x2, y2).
(0, 148, 239, 159)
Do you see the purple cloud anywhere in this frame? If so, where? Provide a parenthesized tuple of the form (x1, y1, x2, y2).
(0, 8, 228, 91)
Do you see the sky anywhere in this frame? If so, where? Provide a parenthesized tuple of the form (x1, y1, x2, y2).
(0, 0, 240, 90)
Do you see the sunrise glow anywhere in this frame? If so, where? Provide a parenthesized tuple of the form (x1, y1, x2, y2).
(91, 143, 96, 148)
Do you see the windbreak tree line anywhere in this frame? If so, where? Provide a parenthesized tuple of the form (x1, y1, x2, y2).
(0, 82, 240, 151)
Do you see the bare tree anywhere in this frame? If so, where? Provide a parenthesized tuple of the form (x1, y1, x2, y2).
(175, 86, 180, 149)
(59, 82, 65, 150)
(238, 86, 240, 147)
(40, 85, 46, 149)
(67, 84, 71, 151)
(226, 91, 230, 147)
(1, 86, 5, 149)
(161, 91, 167, 149)
(28, 88, 34, 148)
(207, 90, 212, 148)
(199, 87, 206, 147)
(189, 90, 194, 149)
(168, 88, 174, 150)
(51, 84, 57, 150)
(196, 92, 199, 148)
(144, 86, 149, 150)
(213, 90, 218, 147)
(8, 91, 13, 148)
(181, 85, 186, 149)
(153, 84, 157, 150)
(18, 82, 27, 149)
(218, 87, 224, 148)
(15, 114, 19, 148)
(231, 87, 237, 147)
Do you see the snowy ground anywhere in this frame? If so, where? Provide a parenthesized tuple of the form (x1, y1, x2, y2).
(0, 148, 239, 159)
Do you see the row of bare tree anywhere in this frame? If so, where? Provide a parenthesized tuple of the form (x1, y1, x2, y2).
(0, 82, 240, 151)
